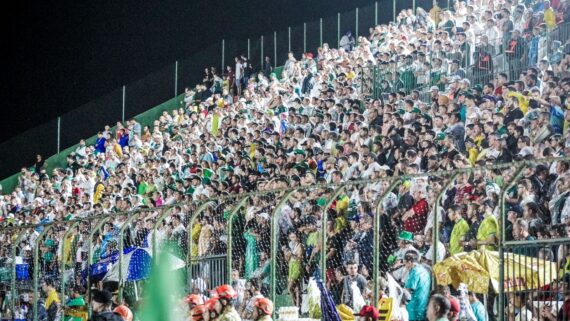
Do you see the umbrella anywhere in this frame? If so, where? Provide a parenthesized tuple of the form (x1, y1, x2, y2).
(433, 249, 558, 294)
(313, 270, 342, 321)
(104, 247, 186, 282)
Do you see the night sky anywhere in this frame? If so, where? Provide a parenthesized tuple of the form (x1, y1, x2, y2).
(3, 0, 393, 144)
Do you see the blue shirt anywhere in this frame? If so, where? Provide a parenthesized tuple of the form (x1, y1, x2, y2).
(472, 301, 487, 321)
(550, 105, 565, 134)
(405, 264, 432, 320)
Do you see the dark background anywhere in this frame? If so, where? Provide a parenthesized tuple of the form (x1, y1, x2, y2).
(0, 0, 435, 178)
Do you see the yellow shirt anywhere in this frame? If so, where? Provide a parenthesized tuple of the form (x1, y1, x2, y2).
(449, 218, 469, 255)
(477, 215, 498, 251)
(506, 92, 529, 114)
(45, 288, 60, 309)
(544, 8, 556, 30)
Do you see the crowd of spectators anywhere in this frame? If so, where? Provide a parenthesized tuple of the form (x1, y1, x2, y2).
(2, 0, 570, 320)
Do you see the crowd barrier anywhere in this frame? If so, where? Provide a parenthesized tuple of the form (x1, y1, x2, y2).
(1, 157, 569, 320)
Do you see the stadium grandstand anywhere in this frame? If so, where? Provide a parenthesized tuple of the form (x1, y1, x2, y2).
(1, 0, 570, 321)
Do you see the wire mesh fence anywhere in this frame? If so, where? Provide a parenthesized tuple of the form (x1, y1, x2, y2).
(1, 158, 570, 320)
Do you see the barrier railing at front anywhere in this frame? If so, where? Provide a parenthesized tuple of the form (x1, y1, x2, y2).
(1, 157, 570, 321)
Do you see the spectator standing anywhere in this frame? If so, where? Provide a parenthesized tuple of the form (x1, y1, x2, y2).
(235, 57, 244, 96)
(404, 251, 431, 321)
(341, 260, 367, 309)
(262, 56, 273, 77)
(448, 205, 469, 255)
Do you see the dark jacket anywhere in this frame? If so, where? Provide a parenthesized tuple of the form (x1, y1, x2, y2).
(89, 311, 124, 321)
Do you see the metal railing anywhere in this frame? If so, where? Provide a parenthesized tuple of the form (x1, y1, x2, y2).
(1, 157, 569, 320)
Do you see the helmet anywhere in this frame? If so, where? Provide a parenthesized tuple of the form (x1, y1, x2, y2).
(190, 305, 208, 321)
(204, 298, 219, 311)
(204, 298, 220, 318)
(114, 305, 133, 321)
(185, 294, 204, 306)
(253, 297, 274, 315)
(215, 284, 238, 300)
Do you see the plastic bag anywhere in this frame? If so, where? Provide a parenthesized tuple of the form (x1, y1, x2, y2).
(351, 281, 366, 312)
(306, 278, 322, 319)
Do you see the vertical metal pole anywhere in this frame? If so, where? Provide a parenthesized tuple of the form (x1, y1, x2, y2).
(320, 18, 323, 46)
(57, 117, 61, 154)
(122, 85, 126, 123)
(273, 31, 277, 67)
(11, 230, 27, 320)
(373, 179, 402, 305)
(152, 207, 174, 258)
(174, 61, 179, 97)
(221, 39, 225, 75)
(87, 217, 112, 317)
(270, 189, 296, 320)
(186, 201, 215, 284)
(119, 212, 143, 302)
(247, 38, 251, 60)
(288, 27, 291, 53)
(261, 36, 264, 69)
(356, 8, 359, 39)
(321, 186, 346, 283)
(337, 13, 341, 48)
(413, 0, 416, 14)
(498, 165, 526, 321)
(33, 224, 55, 321)
(433, 173, 460, 268)
(303, 23, 307, 52)
(393, 0, 396, 22)
(225, 196, 250, 282)
(60, 222, 80, 304)
(375, 2, 378, 25)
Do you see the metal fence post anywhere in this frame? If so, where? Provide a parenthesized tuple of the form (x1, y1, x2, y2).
(174, 61, 179, 97)
(186, 201, 216, 287)
(288, 27, 291, 53)
(221, 39, 225, 75)
(433, 173, 460, 267)
(270, 189, 296, 320)
(373, 178, 402, 304)
(320, 186, 346, 283)
(225, 196, 250, 281)
(375, 2, 378, 25)
(337, 13, 341, 48)
(60, 221, 80, 304)
(118, 211, 144, 302)
(57, 117, 61, 154)
(393, 0, 396, 22)
(260, 35, 264, 69)
(33, 224, 55, 321)
(498, 164, 526, 320)
(320, 18, 323, 46)
(87, 217, 112, 317)
(11, 229, 28, 319)
(247, 38, 251, 60)
(273, 31, 277, 66)
(122, 85, 126, 123)
(356, 8, 359, 38)
(152, 207, 175, 258)
(303, 23, 307, 53)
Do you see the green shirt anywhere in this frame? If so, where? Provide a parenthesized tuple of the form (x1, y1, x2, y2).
(450, 218, 470, 255)
(477, 215, 498, 250)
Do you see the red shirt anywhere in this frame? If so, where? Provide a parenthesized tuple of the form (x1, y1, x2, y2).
(404, 198, 428, 234)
